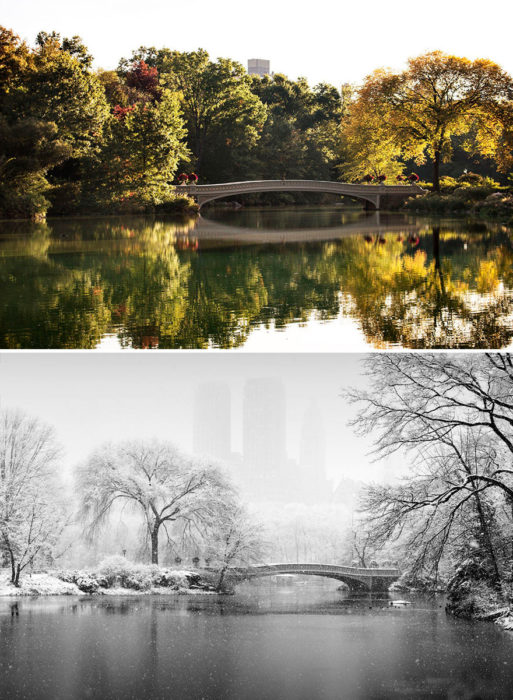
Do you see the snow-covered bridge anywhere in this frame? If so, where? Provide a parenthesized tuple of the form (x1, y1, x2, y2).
(226, 563, 401, 592)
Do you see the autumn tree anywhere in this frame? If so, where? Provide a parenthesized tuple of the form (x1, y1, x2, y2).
(0, 409, 67, 585)
(338, 93, 405, 182)
(77, 440, 233, 565)
(357, 52, 513, 190)
(125, 60, 161, 102)
(0, 27, 31, 106)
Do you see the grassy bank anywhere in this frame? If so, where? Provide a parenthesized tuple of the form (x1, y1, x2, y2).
(0, 191, 199, 222)
(404, 174, 513, 223)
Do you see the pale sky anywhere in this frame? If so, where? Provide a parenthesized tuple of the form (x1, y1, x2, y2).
(4, 0, 512, 86)
(0, 352, 400, 485)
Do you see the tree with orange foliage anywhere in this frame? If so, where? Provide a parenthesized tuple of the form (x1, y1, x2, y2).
(355, 52, 513, 191)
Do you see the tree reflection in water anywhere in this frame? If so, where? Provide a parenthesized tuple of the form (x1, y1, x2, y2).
(0, 213, 512, 349)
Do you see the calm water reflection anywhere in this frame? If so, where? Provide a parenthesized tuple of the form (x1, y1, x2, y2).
(1, 582, 513, 699)
(0, 208, 512, 349)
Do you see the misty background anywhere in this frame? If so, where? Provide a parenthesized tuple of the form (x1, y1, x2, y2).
(0, 352, 403, 564)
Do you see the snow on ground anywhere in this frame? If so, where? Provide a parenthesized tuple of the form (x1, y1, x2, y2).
(98, 586, 217, 596)
(496, 613, 513, 631)
(0, 569, 218, 597)
(0, 572, 80, 596)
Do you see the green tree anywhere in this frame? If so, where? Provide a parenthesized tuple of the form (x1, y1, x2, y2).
(245, 74, 342, 191)
(119, 48, 267, 179)
(102, 89, 188, 206)
(0, 116, 71, 218)
(10, 33, 109, 158)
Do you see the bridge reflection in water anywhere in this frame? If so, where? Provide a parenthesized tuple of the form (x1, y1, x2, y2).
(193, 211, 421, 246)
(224, 563, 401, 592)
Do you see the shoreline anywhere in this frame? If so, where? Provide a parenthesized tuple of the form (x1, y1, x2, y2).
(0, 571, 221, 598)
(2, 573, 513, 632)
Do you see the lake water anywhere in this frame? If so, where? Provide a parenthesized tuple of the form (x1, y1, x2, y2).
(1, 581, 513, 699)
(0, 208, 512, 350)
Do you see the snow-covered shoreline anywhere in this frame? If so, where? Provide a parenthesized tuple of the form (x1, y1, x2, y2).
(0, 571, 220, 598)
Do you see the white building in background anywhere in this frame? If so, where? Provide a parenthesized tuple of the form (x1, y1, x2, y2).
(248, 58, 271, 77)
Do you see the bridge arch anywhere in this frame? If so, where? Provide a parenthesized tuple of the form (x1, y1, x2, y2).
(178, 180, 425, 211)
(226, 563, 400, 592)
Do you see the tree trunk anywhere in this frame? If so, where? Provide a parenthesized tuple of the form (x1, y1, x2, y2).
(14, 564, 21, 587)
(151, 527, 159, 565)
(10, 552, 16, 585)
(433, 150, 441, 192)
(471, 489, 501, 589)
(216, 567, 227, 592)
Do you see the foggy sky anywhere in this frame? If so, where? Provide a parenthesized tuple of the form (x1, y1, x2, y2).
(0, 352, 402, 487)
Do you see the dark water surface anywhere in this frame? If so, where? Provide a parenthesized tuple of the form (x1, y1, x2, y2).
(0, 208, 512, 350)
(1, 582, 513, 699)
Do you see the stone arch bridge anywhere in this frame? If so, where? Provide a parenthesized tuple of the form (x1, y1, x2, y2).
(177, 179, 425, 211)
(225, 563, 401, 592)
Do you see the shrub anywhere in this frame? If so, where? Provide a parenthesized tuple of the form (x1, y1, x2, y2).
(457, 171, 483, 185)
(151, 569, 180, 588)
(0, 186, 49, 221)
(438, 176, 459, 193)
(75, 574, 100, 594)
(155, 195, 199, 215)
(445, 559, 503, 619)
(97, 556, 157, 590)
(55, 570, 102, 593)
(97, 555, 136, 586)
(124, 572, 153, 591)
(457, 172, 500, 188)
(473, 193, 513, 221)
(452, 184, 495, 201)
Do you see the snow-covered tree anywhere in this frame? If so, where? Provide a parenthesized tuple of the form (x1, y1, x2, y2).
(77, 440, 233, 565)
(206, 505, 267, 591)
(0, 409, 66, 585)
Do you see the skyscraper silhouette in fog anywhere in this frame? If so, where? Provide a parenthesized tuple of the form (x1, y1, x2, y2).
(299, 400, 331, 502)
(193, 382, 231, 462)
(243, 377, 287, 476)
(241, 378, 289, 498)
(192, 377, 332, 502)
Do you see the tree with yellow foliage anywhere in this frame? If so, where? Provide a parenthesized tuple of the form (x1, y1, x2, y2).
(338, 94, 405, 182)
(355, 52, 513, 191)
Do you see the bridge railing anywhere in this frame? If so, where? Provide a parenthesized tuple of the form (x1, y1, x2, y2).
(178, 179, 424, 195)
(232, 563, 400, 578)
